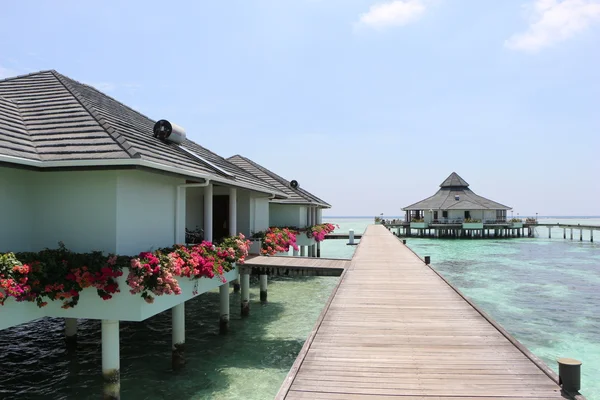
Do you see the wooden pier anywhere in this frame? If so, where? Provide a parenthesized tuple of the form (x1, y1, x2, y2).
(242, 255, 350, 277)
(276, 224, 571, 399)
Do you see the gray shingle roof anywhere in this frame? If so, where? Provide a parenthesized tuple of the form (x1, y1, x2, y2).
(403, 173, 511, 211)
(440, 172, 469, 188)
(227, 154, 331, 208)
(0, 70, 286, 197)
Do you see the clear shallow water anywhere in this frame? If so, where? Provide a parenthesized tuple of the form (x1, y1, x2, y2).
(1, 216, 598, 399)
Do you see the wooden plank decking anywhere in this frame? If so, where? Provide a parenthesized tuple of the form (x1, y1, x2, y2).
(242, 255, 350, 276)
(276, 225, 565, 399)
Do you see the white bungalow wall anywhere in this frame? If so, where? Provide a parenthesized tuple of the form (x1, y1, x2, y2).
(0, 168, 34, 252)
(0, 168, 118, 254)
(116, 170, 184, 255)
(269, 204, 307, 228)
(252, 197, 270, 233)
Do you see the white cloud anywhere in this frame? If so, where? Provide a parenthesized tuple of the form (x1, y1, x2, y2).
(506, 0, 600, 51)
(358, 0, 427, 29)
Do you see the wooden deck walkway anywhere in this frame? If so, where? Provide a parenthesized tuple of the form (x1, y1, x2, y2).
(276, 225, 566, 399)
(242, 255, 350, 277)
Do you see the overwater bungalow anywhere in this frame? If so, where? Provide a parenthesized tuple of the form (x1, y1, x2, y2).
(227, 154, 331, 257)
(397, 172, 525, 238)
(0, 70, 329, 398)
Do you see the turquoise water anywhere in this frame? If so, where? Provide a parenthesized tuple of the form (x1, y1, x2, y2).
(0, 217, 598, 399)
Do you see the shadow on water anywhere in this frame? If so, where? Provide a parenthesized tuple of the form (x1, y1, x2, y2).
(0, 276, 316, 400)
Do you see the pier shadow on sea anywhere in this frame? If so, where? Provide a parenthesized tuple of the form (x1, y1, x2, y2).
(0, 276, 330, 400)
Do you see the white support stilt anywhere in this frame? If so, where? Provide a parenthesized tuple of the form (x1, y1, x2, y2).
(172, 303, 185, 370)
(65, 318, 77, 345)
(348, 229, 355, 245)
(241, 272, 250, 317)
(300, 246, 306, 257)
(204, 183, 213, 242)
(219, 283, 230, 334)
(259, 274, 268, 303)
(101, 320, 120, 400)
(580, 229, 583, 241)
(591, 230, 594, 243)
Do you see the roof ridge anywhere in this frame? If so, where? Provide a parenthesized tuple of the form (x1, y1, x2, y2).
(52, 71, 141, 159)
(229, 154, 330, 206)
(0, 69, 56, 84)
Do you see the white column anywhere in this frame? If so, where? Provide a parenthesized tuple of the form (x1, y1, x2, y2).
(219, 283, 230, 334)
(228, 188, 240, 290)
(175, 186, 186, 244)
(241, 272, 250, 316)
(317, 208, 322, 224)
(172, 304, 185, 370)
(204, 183, 213, 242)
(229, 188, 237, 237)
(300, 246, 306, 257)
(101, 320, 120, 400)
(65, 318, 77, 345)
(259, 274, 268, 303)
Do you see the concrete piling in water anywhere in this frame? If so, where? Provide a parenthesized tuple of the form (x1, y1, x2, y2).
(171, 304, 185, 370)
(557, 358, 582, 396)
(241, 272, 250, 317)
(259, 274, 268, 303)
(65, 318, 77, 346)
(101, 320, 120, 400)
(219, 283, 230, 334)
(591, 230, 594, 243)
(580, 229, 583, 241)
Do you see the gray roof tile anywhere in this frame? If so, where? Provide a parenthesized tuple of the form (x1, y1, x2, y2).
(227, 154, 331, 208)
(0, 70, 286, 197)
(403, 173, 510, 211)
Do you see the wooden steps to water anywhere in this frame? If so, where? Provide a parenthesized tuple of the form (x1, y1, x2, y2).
(276, 225, 566, 399)
(242, 255, 350, 277)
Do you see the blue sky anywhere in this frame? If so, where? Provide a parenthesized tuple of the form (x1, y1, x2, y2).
(1, 0, 599, 216)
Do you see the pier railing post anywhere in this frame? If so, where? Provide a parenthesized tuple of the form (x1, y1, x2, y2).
(558, 358, 582, 396)
(424, 256, 430, 265)
(348, 229, 355, 245)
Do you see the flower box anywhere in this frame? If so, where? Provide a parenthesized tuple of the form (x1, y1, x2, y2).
(463, 222, 484, 229)
(0, 266, 238, 330)
(410, 222, 428, 229)
(248, 239, 262, 255)
(295, 234, 316, 247)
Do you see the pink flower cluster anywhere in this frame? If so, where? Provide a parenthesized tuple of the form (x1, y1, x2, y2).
(127, 234, 250, 303)
(261, 228, 299, 256)
(128, 252, 182, 304)
(307, 223, 338, 242)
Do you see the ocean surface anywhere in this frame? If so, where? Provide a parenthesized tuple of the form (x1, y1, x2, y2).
(0, 217, 598, 399)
